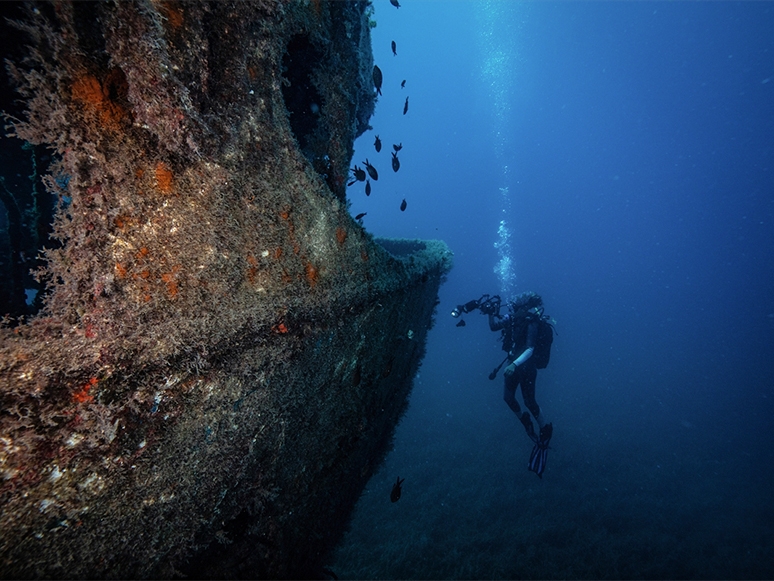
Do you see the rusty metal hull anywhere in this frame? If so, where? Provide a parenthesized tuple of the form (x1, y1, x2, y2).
(0, 2, 451, 577)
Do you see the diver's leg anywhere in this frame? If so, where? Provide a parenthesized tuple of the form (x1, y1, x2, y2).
(502, 375, 522, 416)
(505, 372, 535, 440)
(521, 365, 546, 428)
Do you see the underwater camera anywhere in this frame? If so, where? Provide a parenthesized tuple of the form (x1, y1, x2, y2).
(450, 294, 501, 318)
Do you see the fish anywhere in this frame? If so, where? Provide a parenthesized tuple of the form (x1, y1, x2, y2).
(391, 40, 397, 56)
(401, 79, 406, 89)
(390, 0, 401, 8)
(456, 319, 466, 327)
(365, 180, 371, 196)
(400, 198, 407, 212)
(350, 165, 366, 182)
(392, 143, 402, 152)
(373, 65, 383, 96)
(403, 96, 409, 115)
(362, 159, 378, 180)
(390, 477, 405, 502)
(391, 152, 400, 172)
(374, 135, 381, 152)
(355, 212, 367, 220)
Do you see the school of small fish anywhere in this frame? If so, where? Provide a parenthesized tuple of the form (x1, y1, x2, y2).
(352, 1, 411, 221)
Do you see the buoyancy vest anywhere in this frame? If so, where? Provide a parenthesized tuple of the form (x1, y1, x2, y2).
(502, 307, 554, 369)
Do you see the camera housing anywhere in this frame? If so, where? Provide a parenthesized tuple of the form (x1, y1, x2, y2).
(451, 294, 501, 318)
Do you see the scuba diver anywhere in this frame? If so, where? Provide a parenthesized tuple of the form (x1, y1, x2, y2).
(452, 292, 554, 478)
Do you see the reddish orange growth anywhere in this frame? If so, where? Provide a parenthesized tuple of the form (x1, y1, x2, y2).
(136, 246, 149, 259)
(136, 167, 145, 179)
(246, 255, 258, 285)
(336, 227, 347, 245)
(273, 322, 289, 334)
(71, 75, 103, 108)
(305, 262, 319, 287)
(247, 267, 258, 285)
(115, 263, 127, 278)
(73, 377, 98, 404)
(161, 272, 179, 298)
(160, 1, 184, 28)
(274, 247, 283, 259)
(280, 209, 297, 243)
(71, 71, 127, 131)
(155, 162, 174, 194)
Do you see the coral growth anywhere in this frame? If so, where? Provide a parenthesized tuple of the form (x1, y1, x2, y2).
(70, 69, 129, 133)
(0, 1, 451, 579)
(154, 162, 174, 194)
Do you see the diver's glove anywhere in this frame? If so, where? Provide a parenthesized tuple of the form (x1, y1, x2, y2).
(503, 362, 517, 377)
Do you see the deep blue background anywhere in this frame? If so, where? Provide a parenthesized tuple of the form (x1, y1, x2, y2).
(335, 1, 774, 578)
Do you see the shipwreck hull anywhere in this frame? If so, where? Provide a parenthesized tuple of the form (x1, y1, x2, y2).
(0, 1, 451, 578)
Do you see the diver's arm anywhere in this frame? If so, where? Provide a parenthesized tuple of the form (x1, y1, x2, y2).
(521, 319, 538, 359)
(511, 347, 534, 366)
(489, 313, 506, 331)
(504, 346, 532, 376)
(505, 320, 538, 373)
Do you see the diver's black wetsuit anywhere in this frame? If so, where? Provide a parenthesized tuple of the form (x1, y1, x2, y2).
(489, 313, 543, 424)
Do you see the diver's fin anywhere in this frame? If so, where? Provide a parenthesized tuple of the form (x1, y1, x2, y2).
(539, 423, 553, 447)
(528, 443, 547, 478)
(527, 423, 553, 478)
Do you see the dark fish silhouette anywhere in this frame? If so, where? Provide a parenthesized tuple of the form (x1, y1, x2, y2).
(390, 477, 405, 502)
(350, 165, 366, 183)
(390, 0, 401, 8)
(373, 65, 383, 96)
(401, 79, 406, 89)
(391, 152, 400, 172)
(400, 198, 407, 212)
(363, 159, 378, 180)
(456, 319, 466, 327)
(365, 180, 371, 196)
(403, 96, 409, 115)
(393, 143, 403, 152)
(374, 135, 382, 152)
(355, 212, 367, 220)
(391, 40, 397, 56)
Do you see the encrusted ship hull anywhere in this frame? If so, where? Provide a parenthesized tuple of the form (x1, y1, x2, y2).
(0, 2, 451, 577)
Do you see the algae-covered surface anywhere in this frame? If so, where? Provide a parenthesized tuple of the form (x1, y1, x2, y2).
(0, 2, 451, 577)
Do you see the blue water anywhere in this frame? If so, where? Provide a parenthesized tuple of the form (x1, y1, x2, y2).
(334, 1, 774, 578)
